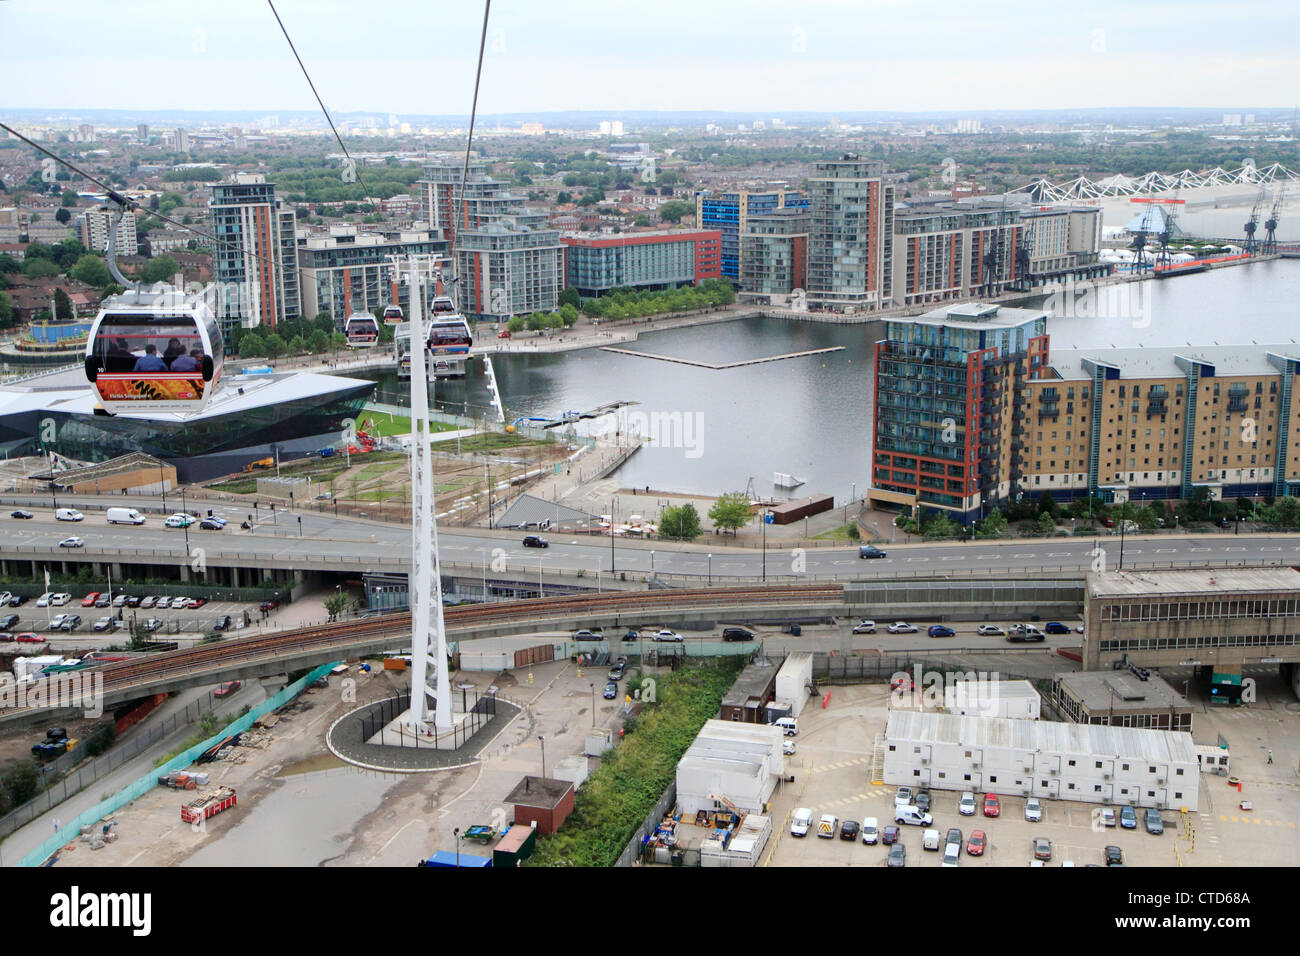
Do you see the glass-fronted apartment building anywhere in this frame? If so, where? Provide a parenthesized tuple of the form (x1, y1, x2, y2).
(695, 187, 808, 281)
(297, 225, 449, 322)
(560, 230, 721, 296)
(738, 208, 810, 306)
(209, 174, 300, 337)
(806, 156, 895, 312)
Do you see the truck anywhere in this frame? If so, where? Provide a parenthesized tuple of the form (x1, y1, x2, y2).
(180, 786, 237, 824)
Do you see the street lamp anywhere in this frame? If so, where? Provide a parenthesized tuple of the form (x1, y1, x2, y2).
(454, 827, 460, 868)
(707, 553, 712, 587)
(761, 514, 767, 582)
(590, 682, 595, 727)
(610, 498, 616, 573)
(649, 550, 655, 579)
(538, 734, 546, 777)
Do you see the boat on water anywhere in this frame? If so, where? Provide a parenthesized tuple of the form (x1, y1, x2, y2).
(773, 472, 806, 488)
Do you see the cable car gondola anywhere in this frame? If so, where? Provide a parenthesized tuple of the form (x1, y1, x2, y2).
(344, 311, 380, 348)
(382, 304, 404, 326)
(83, 287, 222, 416)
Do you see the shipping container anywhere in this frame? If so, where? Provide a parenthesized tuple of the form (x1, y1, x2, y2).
(180, 786, 237, 823)
(418, 850, 492, 867)
(492, 825, 537, 867)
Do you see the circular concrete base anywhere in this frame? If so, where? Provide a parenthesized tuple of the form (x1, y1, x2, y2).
(326, 695, 522, 772)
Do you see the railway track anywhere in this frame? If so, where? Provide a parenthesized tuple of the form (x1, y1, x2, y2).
(9, 584, 846, 713)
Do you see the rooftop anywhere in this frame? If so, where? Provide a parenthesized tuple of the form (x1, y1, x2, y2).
(720, 662, 779, 709)
(885, 710, 1197, 763)
(1047, 345, 1300, 382)
(1055, 671, 1191, 712)
(900, 302, 1049, 331)
(1088, 567, 1300, 598)
(503, 775, 573, 809)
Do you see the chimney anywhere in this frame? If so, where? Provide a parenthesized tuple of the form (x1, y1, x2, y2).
(525, 777, 530, 794)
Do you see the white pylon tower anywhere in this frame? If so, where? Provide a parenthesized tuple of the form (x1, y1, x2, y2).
(401, 255, 451, 733)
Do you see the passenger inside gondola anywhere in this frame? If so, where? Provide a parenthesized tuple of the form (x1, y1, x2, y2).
(106, 338, 134, 372)
(133, 344, 167, 372)
(162, 337, 185, 365)
(170, 348, 202, 372)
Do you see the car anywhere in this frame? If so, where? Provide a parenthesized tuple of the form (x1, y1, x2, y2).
(1119, 805, 1137, 829)
(983, 794, 1001, 817)
(0, 614, 18, 630)
(652, 629, 683, 642)
(1033, 837, 1052, 861)
(0, 592, 12, 607)
(782, 739, 796, 755)
(1103, 517, 1115, 528)
(112, 594, 129, 607)
(722, 627, 754, 642)
(125, 595, 141, 608)
(36, 593, 53, 607)
(49, 613, 69, 629)
(790, 808, 813, 837)
(93, 617, 115, 632)
(976, 624, 1006, 636)
(894, 787, 914, 809)
(941, 842, 961, 867)
(58, 537, 85, 548)
(140, 596, 157, 609)
(861, 817, 879, 845)
(143, 618, 163, 632)
(958, 792, 976, 816)
(894, 806, 933, 827)
(1025, 797, 1043, 822)
(57, 614, 82, 632)
(881, 825, 900, 845)
(887, 843, 906, 867)
(8, 594, 26, 606)
(967, 830, 987, 856)
(1144, 808, 1164, 834)
(171, 597, 192, 609)
(55, 508, 84, 522)
(603, 681, 618, 699)
(887, 621, 918, 634)
(94, 594, 111, 608)
(839, 819, 860, 841)
(608, 659, 627, 680)
(153, 596, 172, 609)
(928, 624, 955, 638)
(199, 518, 226, 530)
(497, 329, 511, 339)
(10, 509, 33, 519)
(212, 615, 232, 631)
(914, 789, 932, 813)
(1104, 845, 1124, 866)
(851, 619, 876, 634)
(572, 628, 602, 640)
(16, 632, 43, 643)
(164, 513, 194, 528)
(858, 545, 886, 559)
(0, 633, 13, 643)
(187, 597, 207, 609)
(1098, 806, 1117, 828)
(946, 827, 963, 849)
(259, 599, 280, 612)
(521, 534, 549, 548)
(1044, 622, 1071, 635)
(50, 593, 71, 606)
(621, 629, 640, 642)
(214, 680, 242, 698)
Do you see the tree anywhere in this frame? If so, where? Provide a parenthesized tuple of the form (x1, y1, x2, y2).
(556, 190, 572, 205)
(55, 207, 71, 224)
(558, 286, 581, 309)
(325, 592, 355, 622)
(21, 257, 60, 279)
(558, 303, 579, 327)
(659, 503, 702, 541)
(140, 255, 181, 284)
(708, 491, 753, 535)
(60, 190, 78, 207)
(1036, 511, 1056, 535)
(263, 333, 286, 360)
(314, 312, 335, 334)
(1271, 496, 1300, 528)
(1, 761, 39, 807)
(975, 507, 1007, 538)
(526, 312, 547, 331)
(286, 334, 307, 355)
(71, 254, 112, 288)
(507, 315, 526, 333)
(657, 200, 693, 223)
(238, 332, 266, 358)
(633, 214, 651, 227)
(52, 287, 73, 320)
(307, 329, 330, 353)
(0, 254, 18, 275)
(0, 290, 13, 329)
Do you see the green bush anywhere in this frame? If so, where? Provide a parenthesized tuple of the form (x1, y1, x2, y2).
(527, 659, 742, 867)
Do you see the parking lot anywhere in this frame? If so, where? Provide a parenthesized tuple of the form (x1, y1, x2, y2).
(0, 591, 273, 645)
(762, 681, 1300, 868)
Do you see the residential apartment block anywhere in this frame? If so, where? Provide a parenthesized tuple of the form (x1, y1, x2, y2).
(76, 206, 138, 257)
(209, 174, 300, 334)
(805, 156, 894, 312)
(296, 224, 449, 321)
(560, 229, 720, 296)
(695, 187, 808, 281)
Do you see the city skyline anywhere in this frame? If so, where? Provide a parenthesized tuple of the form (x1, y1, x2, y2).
(2, 0, 1298, 116)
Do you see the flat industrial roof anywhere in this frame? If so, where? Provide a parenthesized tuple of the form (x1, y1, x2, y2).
(950, 679, 1041, 701)
(721, 663, 779, 707)
(1088, 567, 1300, 598)
(1055, 671, 1191, 712)
(1046, 345, 1300, 382)
(885, 709, 1197, 764)
(897, 302, 1048, 331)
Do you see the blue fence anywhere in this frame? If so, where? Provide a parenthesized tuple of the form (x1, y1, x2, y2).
(19, 660, 341, 867)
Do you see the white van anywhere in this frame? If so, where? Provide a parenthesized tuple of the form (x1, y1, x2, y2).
(790, 807, 813, 837)
(861, 817, 879, 845)
(106, 507, 146, 526)
(55, 508, 83, 522)
(774, 716, 798, 736)
(894, 805, 934, 827)
(922, 828, 941, 851)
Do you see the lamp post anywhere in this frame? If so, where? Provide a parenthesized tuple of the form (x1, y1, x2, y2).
(707, 553, 712, 587)
(610, 498, 616, 573)
(454, 827, 460, 868)
(649, 550, 655, 579)
(590, 682, 595, 727)
(538, 734, 546, 777)
(480, 548, 488, 603)
(761, 514, 766, 582)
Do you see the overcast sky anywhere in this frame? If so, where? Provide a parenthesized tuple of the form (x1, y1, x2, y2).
(3, 0, 1297, 116)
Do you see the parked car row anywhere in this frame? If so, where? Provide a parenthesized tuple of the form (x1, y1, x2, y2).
(850, 620, 1083, 640)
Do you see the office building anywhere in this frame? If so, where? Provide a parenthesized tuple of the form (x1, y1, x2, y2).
(1052, 671, 1193, 732)
(296, 224, 449, 321)
(738, 207, 810, 306)
(805, 156, 894, 312)
(174, 128, 190, 152)
(209, 174, 300, 334)
(76, 206, 138, 256)
(560, 229, 720, 296)
(695, 187, 808, 281)
(889, 197, 1024, 307)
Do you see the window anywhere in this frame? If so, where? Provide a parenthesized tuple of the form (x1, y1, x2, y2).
(1176, 768, 1184, 776)
(1068, 759, 1076, 767)
(963, 773, 971, 781)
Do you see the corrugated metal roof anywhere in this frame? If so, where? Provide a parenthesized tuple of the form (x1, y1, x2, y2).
(1089, 567, 1300, 597)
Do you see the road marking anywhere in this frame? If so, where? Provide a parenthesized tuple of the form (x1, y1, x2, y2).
(941, 556, 966, 562)
(1048, 552, 1071, 557)
(1014, 553, 1035, 558)
(1190, 547, 1210, 552)
(1156, 548, 1176, 553)
(1224, 547, 1245, 552)
(906, 557, 930, 562)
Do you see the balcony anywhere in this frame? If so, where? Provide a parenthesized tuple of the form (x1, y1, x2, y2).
(1038, 404, 1060, 421)
(1227, 399, 1248, 413)
(1039, 387, 1059, 403)
(1146, 402, 1168, 419)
